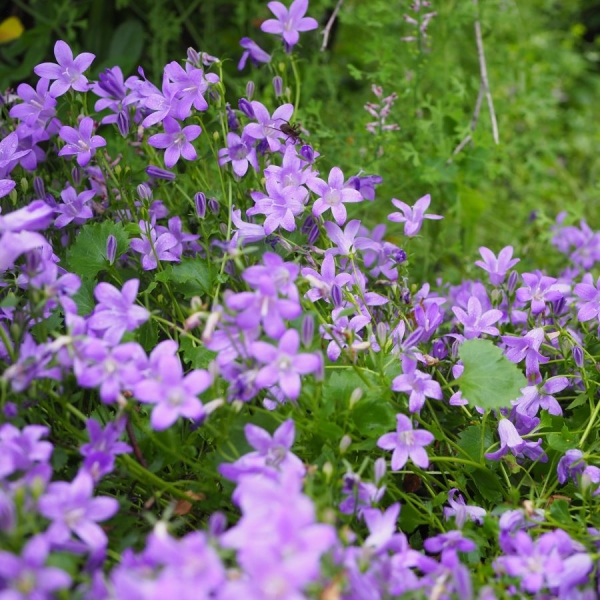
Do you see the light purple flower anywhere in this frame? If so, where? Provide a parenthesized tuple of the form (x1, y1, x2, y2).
(0, 131, 32, 175)
(452, 295, 502, 339)
(363, 503, 401, 551)
(243, 101, 294, 152)
(261, 0, 319, 49)
(238, 37, 272, 70)
(9, 78, 57, 128)
(0, 178, 15, 198)
(134, 353, 212, 430)
(39, 470, 119, 550)
(58, 117, 106, 167)
(87, 279, 149, 344)
(388, 194, 443, 237)
(301, 253, 353, 302)
(148, 116, 201, 169)
(324, 219, 362, 256)
(516, 271, 570, 315)
(485, 418, 545, 462)
(54, 185, 95, 228)
(250, 329, 321, 400)
(502, 327, 548, 384)
(163, 60, 218, 117)
(33, 40, 95, 97)
(391, 355, 443, 413)
(130, 220, 180, 270)
(513, 376, 568, 418)
(443, 488, 486, 527)
(308, 167, 363, 225)
(474, 246, 520, 286)
(377, 413, 434, 470)
(80, 419, 132, 481)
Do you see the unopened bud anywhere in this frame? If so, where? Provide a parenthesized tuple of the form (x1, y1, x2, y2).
(208, 511, 226, 536)
(194, 192, 207, 219)
(146, 165, 176, 181)
(208, 197, 220, 215)
(20, 178, 28, 193)
(349, 387, 363, 408)
(272, 76, 283, 97)
(106, 234, 117, 265)
(187, 47, 200, 67)
(117, 110, 129, 137)
(339, 435, 352, 454)
(572, 345, 584, 368)
(553, 297, 566, 315)
(308, 224, 320, 245)
(376, 322, 388, 348)
(507, 270, 519, 293)
(332, 284, 343, 308)
(137, 182, 153, 201)
(431, 338, 448, 360)
(33, 176, 45, 199)
(71, 166, 82, 186)
(300, 144, 315, 163)
(374, 457, 387, 483)
(238, 98, 255, 119)
(245, 81, 255, 100)
(301, 314, 315, 347)
(323, 461, 333, 481)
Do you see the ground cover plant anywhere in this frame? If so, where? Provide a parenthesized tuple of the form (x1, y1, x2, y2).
(2, 0, 600, 598)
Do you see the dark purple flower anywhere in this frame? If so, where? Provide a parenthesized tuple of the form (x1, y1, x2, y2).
(58, 117, 106, 167)
(87, 279, 149, 345)
(502, 328, 548, 384)
(146, 165, 176, 181)
(33, 40, 95, 96)
(238, 37, 272, 70)
(148, 116, 201, 169)
(261, 0, 319, 49)
(377, 413, 434, 470)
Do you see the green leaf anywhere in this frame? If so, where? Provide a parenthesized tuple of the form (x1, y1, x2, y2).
(71, 277, 96, 316)
(180, 336, 217, 369)
(549, 499, 573, 525)
(352, 397, 396, 439)
(458, 339, 527, 410)
(65, 221, 129, 279)
(566, 393, 589, 410)
(104, 20, 144, 75)
(155, 258, 212, 298)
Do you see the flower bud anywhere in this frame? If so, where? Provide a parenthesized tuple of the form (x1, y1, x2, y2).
(553, 297, 566, 315)
(339, 435, 352, 454)
(146, 165, 176, 181)
(238, 98, 255, 119)
(106, 234, 117, 265)
(194, 192, 207, 219)
(572, 345, 584, 368)
(301, 314, 315, 347)
(431, 338, 448, 360)
(208, 197, 220, 215)
(137, 182, 153, 201)
(245, 80, 255, 100)
(33, 176, 45, 199)
(349, 387, 363, 408)
(507, 270, 519, 293)
(308, 224, 320, 245)
(226, 103, 239, 131)
(332, 283, 343, 307)
(187, 47, 200, 67)
(301, 215, 316, 234)
(299, 144, 315, 163)
(71, 166, 82, 186)
(376, 322, 388, 348)
(117, 110, 129, 137)
(20, 178, 28, 193)
(374, 457, 387, 483)
(208, 511, 227, 537)
(272, 75, 283, 97)
(323, 461, 333, 481)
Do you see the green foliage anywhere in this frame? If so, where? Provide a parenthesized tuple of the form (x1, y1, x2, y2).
(458, 339, 527, 409)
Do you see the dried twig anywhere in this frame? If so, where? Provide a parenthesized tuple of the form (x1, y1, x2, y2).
(448, 83, 484, 162)
(473, 0, 499, 144)
(320, 0, 345, 52)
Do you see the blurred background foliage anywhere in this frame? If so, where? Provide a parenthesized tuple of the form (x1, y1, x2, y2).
(2, 0, 600, 283)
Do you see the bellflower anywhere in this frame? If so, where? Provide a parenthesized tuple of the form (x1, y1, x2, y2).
(130, 220, 180, 270)
(391, 355, 442, 413)
(39, 470, 119, 550)
(243, 101, 294, 152)
(238, 37, 272, 70)
(502, 327, 548, 384)
(0, 423, 53, 478)
(301, 253, 353, 302)
(33, 40, 95, 96)
(474, 245, 520, 286)
(53, 185, 95, 228)
(516, 270, 570, 315)
(363, 503, 401, 552)
(452, 295, 503, 339)
(163, 60, 218, 117)
(10, 78, 57, 128)
(87, 279, 149, 345)
(388, 194, 443, 237)
(307, 166, 363, 225)
(0, 131, 32, 176)
(261, 0, 319, 50)
(140, 74, 180, 128)
(250, 329, 321, 400)
(80, 419, 132, 481)
(324, 219, 362, 256)
(0, 536, 72, 598)
(148, 116, 201, 168)
(377, 413, 434, 470)
(513, 376, 568, 418)
(0, 178, 15, 198)
(218, 132, 259, 177)
(58, 117, 106, 167)
(485, 418, 546, 462)
(443, 488, 486, 527)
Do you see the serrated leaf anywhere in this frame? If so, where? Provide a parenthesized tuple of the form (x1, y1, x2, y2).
(180, 336, 217, 369)
(155, 258, 212, 298)
(458, 339, 527, 410)
(65, 221, 129, 279)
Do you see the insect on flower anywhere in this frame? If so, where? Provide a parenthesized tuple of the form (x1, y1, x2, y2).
(271, 119, 304, 145)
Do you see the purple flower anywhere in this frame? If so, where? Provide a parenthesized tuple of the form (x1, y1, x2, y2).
(134, 352, 212, 430)
(0, 132, 32, 175)
(388, 194, 443, 237)
(9, 78, 57, 128)
(324, 219, 362, 256)
(130, 220, 180, 270)
(33, 40, 95, 97)
(557, 449, 586, 484)
(238, 37, 272, 70)
(0, 424, 53, 478)
(58, 117, 106, 167)
(0, 199, 54, 233)
(474, 245, 520, 286)
(39, 470, 119, 550)
(54, 185, 95, 228)
(485, 418, 545, 462)
(452, 295, 502, 339)
(218, 132, 259, 177)
(148, 116, 201, 168)
(516, 271, 570, 315)
(424, 530, 476, 556)
(87, 279, 149, 345)
(243, 101, 294, 152)
(308, 166, 363, 225)
(377, 413, 434, 470)
(250, 329, 321, 400)
(391, 355, 443, 413)
(0, 536, 71, 598)
(443, 488, 486, 527)
(80, 419, 131, 481)
(163, 60, 218, 117)
(513, 376, 568, 418)
(502, 327, 548, 383)
(261, 0, 319, 49)
(0, 178, 15, 198)
(363, 503, 401, 551)
(301, 253, 353, 302)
